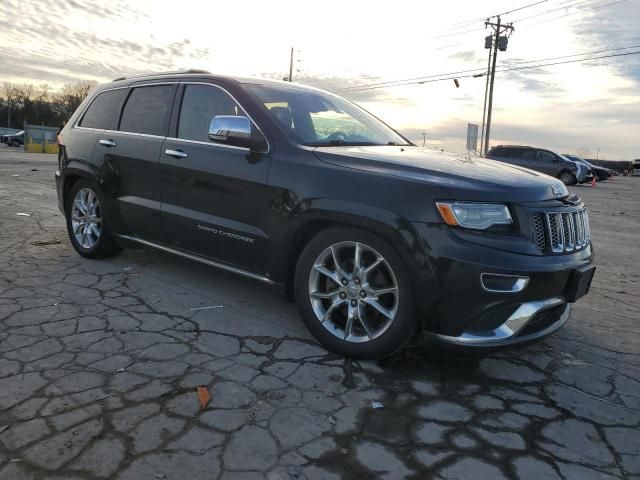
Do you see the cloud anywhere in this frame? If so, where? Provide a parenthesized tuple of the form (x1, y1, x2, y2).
(448, 50, 478, 62)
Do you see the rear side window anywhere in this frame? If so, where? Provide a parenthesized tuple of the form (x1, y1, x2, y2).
(490, 147, 510, 156)
(79, 89, 127, 130)
(120, 85, 175, 136)
(177, 84, 240, 142)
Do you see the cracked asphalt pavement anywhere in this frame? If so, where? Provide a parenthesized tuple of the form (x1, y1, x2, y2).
(0, 147, 639, 479)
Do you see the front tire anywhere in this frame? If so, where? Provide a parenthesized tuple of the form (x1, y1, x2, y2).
(65, 179, 122, 259)
(558, 170, 576, 185)
(294, 227, 417, 359)
(11, 140, 20, 147)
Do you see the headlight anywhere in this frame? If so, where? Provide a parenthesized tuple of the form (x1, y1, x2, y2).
(436, 202, 512, 230)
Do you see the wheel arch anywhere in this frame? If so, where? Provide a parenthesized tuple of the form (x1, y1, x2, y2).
(277, 200, 434, 326)
(61, 166, 124, 233)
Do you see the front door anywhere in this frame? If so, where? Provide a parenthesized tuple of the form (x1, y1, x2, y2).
(159, 83, 271, 273)
(533, 150, 560, 176)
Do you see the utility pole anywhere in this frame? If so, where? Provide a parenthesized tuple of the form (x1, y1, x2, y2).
(422, 132, 427, 148)
(482, 16, 514, 155)
(288, 47, 294, 82)
(479, 40, 492, 154)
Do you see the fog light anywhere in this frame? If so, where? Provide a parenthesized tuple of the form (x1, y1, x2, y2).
(481, 273, 529, 293)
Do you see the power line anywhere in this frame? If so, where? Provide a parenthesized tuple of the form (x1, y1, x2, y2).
(501, 43, 640, 66)
(511, 0, 594, 22)
(337, 66, 488, 91)
(496, 49, 640, 73)
(338, 44, 640, 91)
(511, 0, 626, 23)
(448, 0, 553, 28)
(495, 0, 552, 16)
(517, 0, 627, 25)
(337, 50, 640, 92)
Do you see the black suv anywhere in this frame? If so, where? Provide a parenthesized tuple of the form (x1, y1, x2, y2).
(56, 71, 595, 359)
(486, 145, 581, 185)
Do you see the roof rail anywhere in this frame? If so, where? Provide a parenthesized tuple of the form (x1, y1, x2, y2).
(112, 69, 211, 82)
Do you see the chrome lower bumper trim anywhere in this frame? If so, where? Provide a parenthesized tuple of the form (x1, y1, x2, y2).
(433, 297, 568, 347)
(116, 234, 276, 285)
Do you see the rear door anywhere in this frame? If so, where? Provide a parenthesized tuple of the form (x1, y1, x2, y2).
(91, 83, 177, 241)
(533, 150, 560, 176)
(159, 82, 271, 273)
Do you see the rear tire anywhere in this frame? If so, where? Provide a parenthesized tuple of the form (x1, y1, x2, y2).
(558, 170, 576, 185)
(65, 178, 122, 259)
(294, 227, 417, 359)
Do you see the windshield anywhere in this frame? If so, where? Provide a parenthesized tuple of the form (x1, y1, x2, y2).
(246, 83, 411, 147)
(569, 156, 594, 167)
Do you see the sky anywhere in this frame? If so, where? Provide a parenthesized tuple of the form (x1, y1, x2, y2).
(1, 0, 639, 159)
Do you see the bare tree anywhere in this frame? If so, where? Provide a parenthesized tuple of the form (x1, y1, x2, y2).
(54, 80, 97, 121)
(2, 82, 17, 128)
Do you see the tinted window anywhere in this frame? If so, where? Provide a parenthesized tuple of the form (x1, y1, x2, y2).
(490, 147, 510, 156)
(537, 151, 556, 162)
(120, 85, 175, 136)
(522, 149, 535, 160)
(79, 89, 126, 130)
(178, 85, 240, 142)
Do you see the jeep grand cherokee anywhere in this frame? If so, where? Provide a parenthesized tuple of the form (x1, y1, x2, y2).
(56, 71, 595, 359)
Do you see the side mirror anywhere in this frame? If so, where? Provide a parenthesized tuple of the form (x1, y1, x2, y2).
(208, 115, 266, 152)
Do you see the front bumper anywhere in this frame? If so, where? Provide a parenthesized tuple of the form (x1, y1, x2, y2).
(409, 222, 594, 348)
(430, 298, 570, 347)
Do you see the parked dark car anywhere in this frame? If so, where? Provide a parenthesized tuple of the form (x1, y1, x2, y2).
(563, 154, 611, 181)
(485, 145, 583, 185)
(633, 159, 640, 176)
(4, 130, 24, 147)
(56, 71, 595, 359)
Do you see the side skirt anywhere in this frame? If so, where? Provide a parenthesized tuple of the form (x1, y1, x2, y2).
(116, 234, 277, 285)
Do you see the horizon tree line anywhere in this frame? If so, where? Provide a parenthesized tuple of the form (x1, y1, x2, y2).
(1, 80, 97, 130)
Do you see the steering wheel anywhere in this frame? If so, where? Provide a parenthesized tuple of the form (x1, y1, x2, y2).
(326, 131, 348, 142)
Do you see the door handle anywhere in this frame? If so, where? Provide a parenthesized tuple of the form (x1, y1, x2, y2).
(165, 149, 189, 159)
(99, 139, 117, 147)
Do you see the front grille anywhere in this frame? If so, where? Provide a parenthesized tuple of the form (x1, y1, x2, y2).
(531, 213, 546, 251)
(530, 207, 591, 254)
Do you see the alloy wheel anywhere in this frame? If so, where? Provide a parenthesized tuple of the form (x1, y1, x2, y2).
(71, 187, 102, 249)
(559, 172, 574, 185)
(308, 241, 399, 343)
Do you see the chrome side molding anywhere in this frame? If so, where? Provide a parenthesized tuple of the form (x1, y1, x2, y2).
(116, 234, 275, 285)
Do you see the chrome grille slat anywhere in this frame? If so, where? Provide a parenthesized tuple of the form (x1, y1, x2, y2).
(539, 207, 590, 254)
(581, 210, 588, 245)
(576, 211, 585, 246)
(567, 213, 575, 251)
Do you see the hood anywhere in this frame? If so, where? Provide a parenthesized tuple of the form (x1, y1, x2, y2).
(313, 146, 569, 202)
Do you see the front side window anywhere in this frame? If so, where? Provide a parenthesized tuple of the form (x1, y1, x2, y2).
(247, 84, 410, 147)
(119, 85, 175, 136)
(79, 89, 127, 130)
(522, 150, 535, 160)
(537, 151, 557, 162)
(178, 84, 240, 142)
